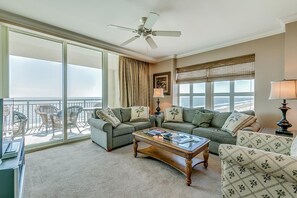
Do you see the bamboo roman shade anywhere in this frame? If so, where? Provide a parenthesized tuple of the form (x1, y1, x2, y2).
(176, 54, 255, 83)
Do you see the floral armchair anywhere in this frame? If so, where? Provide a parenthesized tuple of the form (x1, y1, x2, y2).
(219, 131, 297, 198)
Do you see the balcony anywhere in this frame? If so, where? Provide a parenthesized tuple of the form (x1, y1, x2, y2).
(2, 98, 102, 146)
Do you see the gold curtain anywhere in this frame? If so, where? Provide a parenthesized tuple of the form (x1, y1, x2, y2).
(119, 56, 150, 107)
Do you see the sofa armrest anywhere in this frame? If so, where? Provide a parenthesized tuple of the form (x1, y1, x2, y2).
(149, 115, 156, 127)
(219, 144, 297, 183)
(155, 113, 164, 127)
(88, 118, 112, 132)
(236, 130, 293, 155)
(241, 121, 261, 132)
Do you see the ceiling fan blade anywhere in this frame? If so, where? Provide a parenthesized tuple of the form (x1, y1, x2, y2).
(121, 35, 140, 46)
(108, 24, 137, 32)
(152, 31, 182, 37)
(145, 36, 158, 49)
(144, 12, 160, 30)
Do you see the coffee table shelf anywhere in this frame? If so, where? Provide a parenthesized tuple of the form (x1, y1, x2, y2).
(137, 145, 205, 176)
(133, 128, 210, 186)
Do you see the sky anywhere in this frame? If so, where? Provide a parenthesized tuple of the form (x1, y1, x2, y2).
(9, 55, 102, 99)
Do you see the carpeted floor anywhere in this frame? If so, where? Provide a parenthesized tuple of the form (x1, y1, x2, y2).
(24, 140, 222, 198)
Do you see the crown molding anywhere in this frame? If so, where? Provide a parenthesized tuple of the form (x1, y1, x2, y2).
(156, 14, 297, 62)
(175, 28, 284, 59)
(280, 13, 297, 25)
(0, 9, 157, 63)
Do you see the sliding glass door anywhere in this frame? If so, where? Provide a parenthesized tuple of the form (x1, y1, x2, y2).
(66, 44, 102, 139)
(8, 30, 63, 146)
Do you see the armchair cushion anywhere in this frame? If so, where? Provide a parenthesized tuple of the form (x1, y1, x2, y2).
(221, 157, 297, 198)
(96, 108, 121, 127)
(130, 106, 149, 122)
(237, 131, 293, 155)
(219, 144, 297, 183)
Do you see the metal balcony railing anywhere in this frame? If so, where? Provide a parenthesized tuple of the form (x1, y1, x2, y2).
(2, 98, 102, 133)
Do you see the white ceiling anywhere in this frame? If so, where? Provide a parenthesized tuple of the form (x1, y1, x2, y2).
(0, 0, 297, 62)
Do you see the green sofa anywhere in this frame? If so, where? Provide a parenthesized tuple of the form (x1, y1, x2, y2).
(88, 107, 155, 151)
(156, 108, 260, 154)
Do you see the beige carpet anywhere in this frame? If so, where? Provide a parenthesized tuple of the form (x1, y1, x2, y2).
(24, 140, 222, 198)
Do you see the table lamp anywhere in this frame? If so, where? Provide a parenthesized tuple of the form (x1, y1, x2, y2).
(269, 79, 297, 135)
(153, 88, 164, 115)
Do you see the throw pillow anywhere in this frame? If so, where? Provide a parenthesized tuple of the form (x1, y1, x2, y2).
(96, 108, 121, 127)
(192, 111, 214, 128)
(221, 111, 254, 136)
(130, 106, 149, 122)
(164, 107, 183, 122)
(290, 136, 297, 157)
(239, 116, 257, 129)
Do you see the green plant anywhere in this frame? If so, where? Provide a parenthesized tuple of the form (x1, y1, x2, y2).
(135, 106, 144, 117)
(169, 108, 179, 119)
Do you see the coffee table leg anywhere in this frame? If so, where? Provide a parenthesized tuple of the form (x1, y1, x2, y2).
(133, 139, 138, 158)
(203, 147, 209, 168)
(185, 158, 192, 186)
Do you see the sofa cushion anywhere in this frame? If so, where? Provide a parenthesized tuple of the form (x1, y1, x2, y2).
(96, 108, 121, 127)
(210, 112, 232, 128)
(164, 107, 183, 122)
(193, 127, 236, 145)
(130, 106, 149, 122)
(111, 108, 122, 122)
(183, 107, 204, 123)
(222, 112, 254, 136)
(112, 123, 135, 137)
(125, 121, 151, 131)
(161, 122, 196, 134)
(121, 108, 131, 122)
(192, 111, 214, 127)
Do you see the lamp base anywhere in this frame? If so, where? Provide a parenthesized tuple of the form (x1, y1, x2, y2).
(275, 129, 293, 136)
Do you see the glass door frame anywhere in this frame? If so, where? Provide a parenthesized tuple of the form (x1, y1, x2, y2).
(5, 26, 106, 151)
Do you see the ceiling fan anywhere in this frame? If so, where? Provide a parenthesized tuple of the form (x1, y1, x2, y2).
(108, 12, 181, 49)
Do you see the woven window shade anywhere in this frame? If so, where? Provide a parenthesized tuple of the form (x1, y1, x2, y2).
(176, 54, 255, 83)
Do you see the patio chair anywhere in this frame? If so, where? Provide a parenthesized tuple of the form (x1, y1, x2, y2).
(35, 105, 59, 132)
(50, 106, 83, 136)
(12, 111, 28, 139)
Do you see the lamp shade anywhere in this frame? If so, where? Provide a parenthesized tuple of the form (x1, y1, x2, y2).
(269, 80, 297, 100)
(153, 88, 164, 98)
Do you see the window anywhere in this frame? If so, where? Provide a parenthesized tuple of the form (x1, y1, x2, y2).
(178, 83, 206, 108)
(176, 54, 255, 112)
(178, 80, 254, 112)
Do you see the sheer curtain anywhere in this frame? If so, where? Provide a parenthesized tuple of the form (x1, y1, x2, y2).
(119, 56, 150, 107)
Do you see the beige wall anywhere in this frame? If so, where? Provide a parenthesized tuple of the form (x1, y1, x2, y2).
(150, 30, 297, 129)
(149, 59, 175, 113)
(285, 21, 297, 129)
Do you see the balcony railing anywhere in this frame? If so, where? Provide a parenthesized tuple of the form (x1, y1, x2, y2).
(3, 98, 102, 133)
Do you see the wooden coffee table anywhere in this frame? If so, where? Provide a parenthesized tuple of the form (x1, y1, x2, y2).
(132, 127, 210, 186)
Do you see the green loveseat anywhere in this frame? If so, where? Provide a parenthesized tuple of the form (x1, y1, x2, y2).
(156, 108, 260, 154)
(88, 107, 155, 151)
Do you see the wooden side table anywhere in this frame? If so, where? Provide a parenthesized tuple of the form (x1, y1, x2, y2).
(259, 128, 297, 138)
